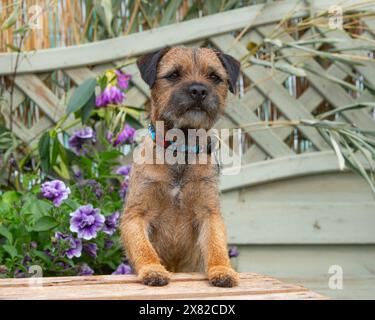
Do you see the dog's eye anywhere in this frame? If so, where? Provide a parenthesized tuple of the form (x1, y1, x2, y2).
(209, 72, 222, 84)
(165, 71, 180, 81)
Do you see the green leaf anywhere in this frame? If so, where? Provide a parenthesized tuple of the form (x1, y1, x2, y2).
(21, 196, 53, 220)
(1, 191, 22, 205)
(38, 132, 51, 172)
(33, 216, 59, 232)
(33, 250, 52, 267)
(0, 225, 13, 243)
(3, 244, 17, 259)
(51, 137, 60, 166)
(100, 150, 123, 161)
(125, 113, 143, 129)
(67, 78, 96, 115)
(81, 93, 96, 124)
(64, 199, 80, 211)
(160, 0, 182, 26)
(0, 3, 19, 31)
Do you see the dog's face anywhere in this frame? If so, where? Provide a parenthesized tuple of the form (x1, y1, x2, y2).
(137, 47, 240, 129)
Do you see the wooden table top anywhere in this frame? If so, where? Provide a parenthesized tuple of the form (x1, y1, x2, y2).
(0, 272, 327, 300)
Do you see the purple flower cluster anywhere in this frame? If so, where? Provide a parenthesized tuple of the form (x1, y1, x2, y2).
(107, 124, 136, 146)
(115, 70, 131, 90)
(68, 127, 95, 156)
(70, 204, 105, 240)
(55, 232, 82, 259)
(95, 69, 131, 108)
(41, 180, 70, 207)
(96, 86, 125, 107)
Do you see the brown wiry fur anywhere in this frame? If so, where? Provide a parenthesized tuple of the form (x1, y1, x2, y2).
(120, 46, 240, 287)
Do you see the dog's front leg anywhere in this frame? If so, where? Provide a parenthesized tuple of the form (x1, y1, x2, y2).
(121, 212, 170, 286)
(199, 213, 239, 287)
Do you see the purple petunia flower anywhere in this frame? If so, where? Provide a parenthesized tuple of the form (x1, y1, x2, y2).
(113, 124, 136, 146)
(112, 262, 132, 275)
(103, 211, 120, 235)
(83, 242, 98, 259)
(115, 165, 131, 176)
(77, 264, 94, 276)
(115, 70, 132, 90)
(95, 86, 125, 107)
(55, 232, 82, 259)
(41, 180, 71, 207)
(69, 204, 105, 240)
(68, 127, 95, 156)
(228, 246, 239, 258)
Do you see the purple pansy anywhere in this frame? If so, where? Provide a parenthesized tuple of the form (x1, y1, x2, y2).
(228, 246, 239, 258)
(103, 211, 120, 235)
(95, 86, 125, 107)
(115, 165, 131, 176)
(77, 264, 94, 276)
(68, 127, 95, 156)
(115, 70, 132, 90)
(55, 232, 82, 259)
(83, 242, 98, 259)
(41, 180, 71, 207)
(69, 204, 105, 240)
(112, 262, 132, 275)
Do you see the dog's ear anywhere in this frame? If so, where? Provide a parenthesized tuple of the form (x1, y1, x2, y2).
(136, 48, 170, 88)
(216, 52, 241, 94)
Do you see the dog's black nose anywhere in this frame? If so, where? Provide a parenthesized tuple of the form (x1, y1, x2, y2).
(189, 84, 207, 101)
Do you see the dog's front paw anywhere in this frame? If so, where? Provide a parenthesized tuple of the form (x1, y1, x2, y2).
(208, 266, 239, 287)
(138, 264, 170, 286)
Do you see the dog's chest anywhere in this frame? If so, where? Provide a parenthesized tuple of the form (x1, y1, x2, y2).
(168, 164, 189, 209)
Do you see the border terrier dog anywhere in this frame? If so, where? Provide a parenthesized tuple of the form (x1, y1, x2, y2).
(121, 46, 240, 287)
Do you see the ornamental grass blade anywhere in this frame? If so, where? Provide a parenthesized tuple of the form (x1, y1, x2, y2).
(342, 138, 375, 195)
(318, 102, 375, 119)
(345, 134, 375, 172)
(303, 65, 361, 92)
(329, 131, 346, 170)
(249, 57, 306, 77)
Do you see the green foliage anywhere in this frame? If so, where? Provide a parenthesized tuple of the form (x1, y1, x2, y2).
(66, 78, 96, 115)
(0, 68, 136, 278)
